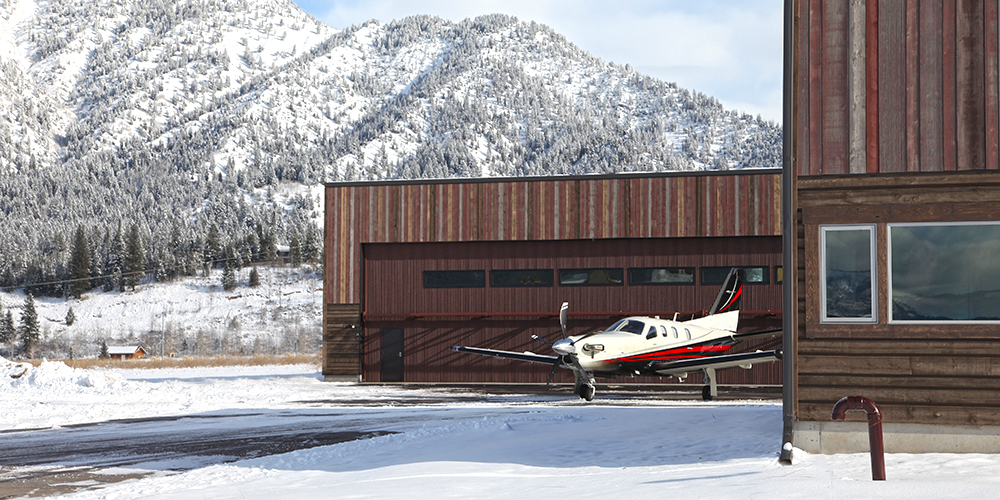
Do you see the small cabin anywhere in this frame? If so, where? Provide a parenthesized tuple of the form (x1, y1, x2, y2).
(108, 346, 147, 360)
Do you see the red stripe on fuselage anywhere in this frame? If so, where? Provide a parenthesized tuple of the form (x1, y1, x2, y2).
(605, 345, 732, 364)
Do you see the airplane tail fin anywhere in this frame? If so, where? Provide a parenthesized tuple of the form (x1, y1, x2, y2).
(708, 268, 743, 316)
(685, 269, 743, 332)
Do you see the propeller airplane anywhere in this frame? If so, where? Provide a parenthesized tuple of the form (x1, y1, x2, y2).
(450, 268, 782, 401)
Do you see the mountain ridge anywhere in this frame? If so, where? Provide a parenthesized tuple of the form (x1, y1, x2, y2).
(0, 0, 781, 295)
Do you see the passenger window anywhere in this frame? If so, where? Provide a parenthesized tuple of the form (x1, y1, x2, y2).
(671, 327, 678, 338)
(646, 326, 657, 339)
(684, 328, 691, 340)
(659, 325, 667, 336)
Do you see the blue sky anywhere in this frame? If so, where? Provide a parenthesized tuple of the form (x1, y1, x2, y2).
(293, 1, 783, 123)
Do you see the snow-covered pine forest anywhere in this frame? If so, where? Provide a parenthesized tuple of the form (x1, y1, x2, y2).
(0, 0, 781, 297)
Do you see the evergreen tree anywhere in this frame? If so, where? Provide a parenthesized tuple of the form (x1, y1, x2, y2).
(249, 266, 260, 287)
(221, 259, 237, 290)
(289, 232, 302, 267)
(20, 294, 40, 359)
(0, 309, 13, 354)
(66, 306, 76, 326)
(262, 231, 278, 263)
(99, 339, 109, 358)
(69, 225, 91, 298)
(124, 223, 143, 290)
(302, 224, 319, 264)
(105, 225, 125, 292)
(206, 224, 221, 269)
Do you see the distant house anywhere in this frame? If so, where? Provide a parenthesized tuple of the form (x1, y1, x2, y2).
(107, 346, 147, 360)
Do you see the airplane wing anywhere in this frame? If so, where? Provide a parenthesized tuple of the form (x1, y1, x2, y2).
(648, 349, 782, 375)
(450, 346, 559, 365)
(729, 328, 782, 342)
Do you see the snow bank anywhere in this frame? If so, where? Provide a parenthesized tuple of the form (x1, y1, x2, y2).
(0, 360, 323, 431)
(2, 359, 130, 391)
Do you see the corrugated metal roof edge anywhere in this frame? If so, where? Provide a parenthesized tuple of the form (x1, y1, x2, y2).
(324, 168, 782, 188)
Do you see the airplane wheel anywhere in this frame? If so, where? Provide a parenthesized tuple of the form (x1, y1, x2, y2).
(581, 384, 595, 401)
(701, 385, 714, 401)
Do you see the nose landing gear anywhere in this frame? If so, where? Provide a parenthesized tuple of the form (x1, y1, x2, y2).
(574, 382, 596, 401)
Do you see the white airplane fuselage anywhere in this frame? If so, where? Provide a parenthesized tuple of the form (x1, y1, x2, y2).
(551, 311, 740, 375)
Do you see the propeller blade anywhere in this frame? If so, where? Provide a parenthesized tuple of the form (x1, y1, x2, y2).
(546, 356, 561, 384)
(531, 334, 552, 345)
(559, 302, 569, 338)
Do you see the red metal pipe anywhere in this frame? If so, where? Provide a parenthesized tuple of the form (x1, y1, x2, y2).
(831, 396, 886, 481)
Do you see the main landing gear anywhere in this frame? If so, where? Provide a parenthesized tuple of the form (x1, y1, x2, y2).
(701, 367, 718, 401)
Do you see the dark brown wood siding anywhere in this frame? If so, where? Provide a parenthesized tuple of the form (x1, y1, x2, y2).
(324, 171, 784, 382)
(326, 171, 782, 305)
(793, 171, 1000, 425)
(322, 304, 362, 378)
(362, 237, 782, 383)
(794, 0, 1000, 176)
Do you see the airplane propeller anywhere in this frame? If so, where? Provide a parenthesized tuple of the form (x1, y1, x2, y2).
(544, 302, 571, 384)
(559, 302, 569, 338)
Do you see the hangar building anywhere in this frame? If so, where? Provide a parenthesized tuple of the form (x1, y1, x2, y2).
(323, 170, 783, 388)
(784, 0, 1000, 454)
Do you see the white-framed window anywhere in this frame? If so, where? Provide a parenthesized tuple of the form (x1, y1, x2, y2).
(820, 224, 877, 323)
(889, 221, 1000, 324)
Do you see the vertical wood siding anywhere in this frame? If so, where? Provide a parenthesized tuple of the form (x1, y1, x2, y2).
(795, 0, 1000, 175)
(326, 172, 782, 305)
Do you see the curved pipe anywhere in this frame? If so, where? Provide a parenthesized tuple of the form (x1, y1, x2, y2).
(831, 396, 886, 481)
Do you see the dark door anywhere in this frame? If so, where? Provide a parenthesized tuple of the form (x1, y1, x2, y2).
(380, 328, 405, 382)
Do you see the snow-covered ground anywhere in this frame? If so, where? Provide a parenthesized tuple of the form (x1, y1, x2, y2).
(3, 357, 999, 499)
(0, 265, 323, 360)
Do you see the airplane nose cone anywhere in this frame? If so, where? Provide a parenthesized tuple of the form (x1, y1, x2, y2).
(552, 338, 574, 356)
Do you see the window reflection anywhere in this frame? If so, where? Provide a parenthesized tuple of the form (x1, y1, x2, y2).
(891, 223, 1000, 322)
(821, 226, 875, 322)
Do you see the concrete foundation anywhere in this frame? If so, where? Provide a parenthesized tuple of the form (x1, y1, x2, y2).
(793, 421, 1000, 454)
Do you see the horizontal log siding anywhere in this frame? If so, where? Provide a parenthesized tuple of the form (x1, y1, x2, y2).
(794, 171, 1000, 426)
(326, 172, 782, 304)
(795, 0, 1000, 175)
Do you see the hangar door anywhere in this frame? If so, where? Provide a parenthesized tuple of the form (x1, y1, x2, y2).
(361, 236, 782, 383)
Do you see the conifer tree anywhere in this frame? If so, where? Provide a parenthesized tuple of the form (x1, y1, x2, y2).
(222, 259, 237, 291)
(105, 225, 125, 292)
(289, 232, 302, 267)
(20, 294, 40, 359)
(0, 308, 13, 354)
(99, 339, 109, 358)
(66, 306, 76, 326)
(69, 225, 91, 298)
(249, 266, 260, 287)
(124, 223, 143, 290)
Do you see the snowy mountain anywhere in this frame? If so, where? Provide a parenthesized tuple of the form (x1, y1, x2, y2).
(0, 0, 781, 295)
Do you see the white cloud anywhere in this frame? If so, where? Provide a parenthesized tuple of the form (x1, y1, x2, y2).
(295, 0, 783, 122)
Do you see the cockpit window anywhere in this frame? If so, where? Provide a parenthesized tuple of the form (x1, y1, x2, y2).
(609, 319, 646, 334)
(646, 326, 657, 339)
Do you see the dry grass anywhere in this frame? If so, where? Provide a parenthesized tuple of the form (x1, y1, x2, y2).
(24, 354, 321, 370)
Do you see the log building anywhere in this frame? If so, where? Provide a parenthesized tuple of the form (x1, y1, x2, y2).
(784, 0, 1000, 454)
(324, 170, 784, 387)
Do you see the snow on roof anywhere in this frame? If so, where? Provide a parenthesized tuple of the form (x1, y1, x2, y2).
(107, 346, 144, 355)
